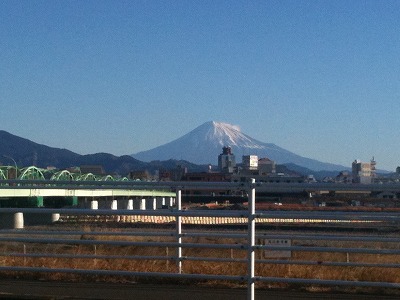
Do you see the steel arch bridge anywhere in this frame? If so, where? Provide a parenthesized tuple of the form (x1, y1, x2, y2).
(0, 166, 17, 180)
(50, 170, 74, 181)
(19, 166, 46, 180)
(0, 165, 132, 182)
(0, 169, 7, 180)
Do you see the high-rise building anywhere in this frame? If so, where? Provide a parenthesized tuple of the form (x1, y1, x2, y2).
(218, 146, 236, 173)
(242, 155, 258, 171)
(352, 158, 376, 184)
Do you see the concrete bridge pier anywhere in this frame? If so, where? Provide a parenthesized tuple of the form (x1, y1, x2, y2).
(169, 197, 175, 207)
(140, 198, 146, 210)
(0, 212, 24, 229)
(14, 212, 24, 228)
(51, 213, 60, 222)
(145, 197, 164, 210)
(110, 199, 119, 222)
(148, 197, 156, 210)
(132, 197, 174, 210)
(111, 199, 118, 210)
(127, 199, 133, 210)
(0, 211, 62, 229)
(91, 200, 98, 210)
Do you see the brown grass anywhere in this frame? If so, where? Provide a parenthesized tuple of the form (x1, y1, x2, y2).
(0, 224, 399, 295)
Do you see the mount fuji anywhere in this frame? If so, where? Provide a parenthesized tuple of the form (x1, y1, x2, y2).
(132, 121, 347, 172)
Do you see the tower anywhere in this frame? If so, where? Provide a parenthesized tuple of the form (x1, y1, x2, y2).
(218, 146, 236, 173)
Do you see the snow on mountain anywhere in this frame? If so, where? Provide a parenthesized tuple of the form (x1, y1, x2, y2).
(132, 121, 347, 172)
(205, 122, 262, 148)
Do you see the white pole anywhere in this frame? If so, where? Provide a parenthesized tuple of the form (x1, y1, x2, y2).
(176, 189, 182, 274)
(247, 178, 256, 300)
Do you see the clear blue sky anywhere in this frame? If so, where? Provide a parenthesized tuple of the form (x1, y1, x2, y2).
(1, 0, 399, 171)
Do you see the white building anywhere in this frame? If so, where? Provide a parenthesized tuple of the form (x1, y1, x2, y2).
(242, 155, 258, 171)
(352, 158, 376, 184)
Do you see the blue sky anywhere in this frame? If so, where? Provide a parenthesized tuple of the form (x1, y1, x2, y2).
(1, 0, 400, 171)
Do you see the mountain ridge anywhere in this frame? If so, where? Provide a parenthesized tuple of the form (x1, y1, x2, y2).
(0, 130, 208, 175)
(0, 122, 349, 175)
(132, 121, 348, 172)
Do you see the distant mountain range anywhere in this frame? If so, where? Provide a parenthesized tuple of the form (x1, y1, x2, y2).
(132, 121, 348, 172)
(0, 121, 351, 178)
(0, 130, 207, 175)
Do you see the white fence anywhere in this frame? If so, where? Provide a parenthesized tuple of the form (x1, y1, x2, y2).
(0, 180, 400, 299)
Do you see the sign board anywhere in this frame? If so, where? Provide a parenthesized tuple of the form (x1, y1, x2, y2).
(264, 239, 291, 258)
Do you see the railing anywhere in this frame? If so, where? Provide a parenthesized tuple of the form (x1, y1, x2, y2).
(0, 180, 399, 300)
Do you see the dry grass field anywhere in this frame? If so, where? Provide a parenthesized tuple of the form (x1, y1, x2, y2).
(0, 220, 399, 296)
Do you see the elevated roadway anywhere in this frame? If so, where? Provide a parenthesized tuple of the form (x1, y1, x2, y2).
(0, 187, 174, 198)
(254, 182, 400, 194)
(1, 180, 400, 198)
(0, 180, 176, 198)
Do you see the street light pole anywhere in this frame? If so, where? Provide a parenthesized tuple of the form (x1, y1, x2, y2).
(2, 155, 18, 179)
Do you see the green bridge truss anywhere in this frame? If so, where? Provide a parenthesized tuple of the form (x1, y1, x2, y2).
(0, 165, 129, 182)
(0, 166, 136, 208)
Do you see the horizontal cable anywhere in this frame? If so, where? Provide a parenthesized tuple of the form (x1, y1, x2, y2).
(0, 236, 246, 250)
(258, 245, 400, 255)
(255, 276, 400, 289)
(1, 252, 248, 263)
(256, 233, 400, 243)
(256, 259, 400, 268)
(0, 266, 246, 282)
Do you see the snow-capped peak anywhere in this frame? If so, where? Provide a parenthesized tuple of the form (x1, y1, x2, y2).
(206, 121, 261, 148)
(212, 121, 241, 132)
(132, 121, 347, 171)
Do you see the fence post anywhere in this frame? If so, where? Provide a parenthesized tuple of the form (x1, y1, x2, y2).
(176, 188, 182, 274)
(23, 244, 26, 266)
(247, 178, 256, 300)
(166, 247, 169, 271)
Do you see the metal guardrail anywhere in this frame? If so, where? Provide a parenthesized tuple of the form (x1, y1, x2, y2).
(3, 178, 400, 192)
(0, 180, 399, 300)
